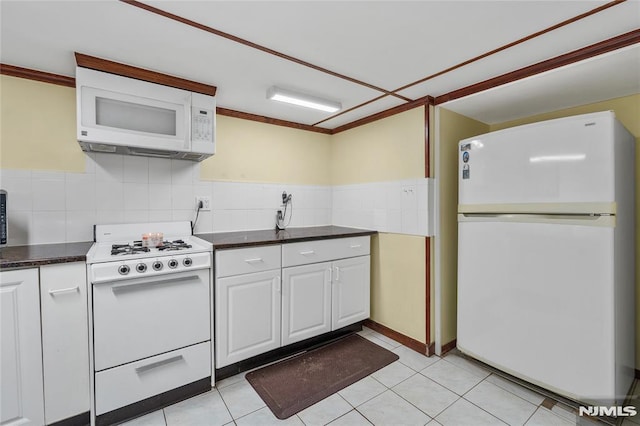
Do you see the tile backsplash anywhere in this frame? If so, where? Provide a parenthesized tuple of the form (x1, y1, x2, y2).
(0, 153, 331, 245)
(1, 154, 433, 245)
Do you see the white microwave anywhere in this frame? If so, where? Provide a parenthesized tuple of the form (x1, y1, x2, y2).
(76, 67, 215, 161)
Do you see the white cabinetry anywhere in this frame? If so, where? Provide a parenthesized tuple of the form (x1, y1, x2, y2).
(0, 263, 90, 426)
(215, 246, 282, 368)
(282, 262, 331, 346)
(0, 268, 45, 426)
(40, 263, 90, 424)
(215, 235, 371, 369)
(331, 256, 370, 330)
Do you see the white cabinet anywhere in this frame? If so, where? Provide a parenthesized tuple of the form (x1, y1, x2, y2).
(282, 262, 332, 346)
(215, 235, 372, 369)
(216, 269, 281, 368)
(331, 256, 371, 330)
(40, 263, 90, 424)
(0, 268, 45, 426)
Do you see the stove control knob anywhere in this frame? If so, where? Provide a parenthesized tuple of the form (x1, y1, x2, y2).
(152, 261, 163, 271)
(168, 259, 179, 269)
(183, 257, 193, 267)
(118, 265, 130, 275)
(136, 263, 147, 273)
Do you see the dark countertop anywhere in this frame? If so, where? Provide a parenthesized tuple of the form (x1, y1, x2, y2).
(0, 227, 376, 269)
(196, 226, 376, 250)
(0, 242, 94, 270)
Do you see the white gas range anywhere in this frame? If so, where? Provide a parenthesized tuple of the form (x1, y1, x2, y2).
(85, 222, 213, 426)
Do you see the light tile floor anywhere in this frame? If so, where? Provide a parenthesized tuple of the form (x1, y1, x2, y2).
(121, 327, 635, 426)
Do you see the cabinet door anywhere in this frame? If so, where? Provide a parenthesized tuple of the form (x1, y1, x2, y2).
(331, 256, 371, 330)
(282, 262, 331, 346)
(40, 262, 90, 424)
(0, 268, 45, 426)
(216, 270, 281, 368)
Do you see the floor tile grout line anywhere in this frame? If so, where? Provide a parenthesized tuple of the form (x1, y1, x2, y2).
(215, 387, 237, 423)
(386, 386, 436, 423)
(460, 393, 522, 426)
(479, 373, 545, 409)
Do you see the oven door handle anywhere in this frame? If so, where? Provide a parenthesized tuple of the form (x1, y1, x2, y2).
(109, 275, 199, 293)
(135, 355, 184, 374)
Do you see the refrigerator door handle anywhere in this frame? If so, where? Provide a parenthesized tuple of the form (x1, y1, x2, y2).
(458, 213, 615, 227)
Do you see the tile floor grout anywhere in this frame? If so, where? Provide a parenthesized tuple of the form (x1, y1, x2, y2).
(124, 328, 617, 426)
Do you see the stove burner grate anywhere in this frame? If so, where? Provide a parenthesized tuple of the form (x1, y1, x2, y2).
(110, 239, 192, 255)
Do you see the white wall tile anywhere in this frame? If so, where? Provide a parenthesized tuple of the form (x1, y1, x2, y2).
(32, 179, 66, 211)
(212, 210, 234, 232)
(66, 211, 96, 242)
(193, 210, 213, 234)
(171, 159, 194, 184)
(172, 210, 194, 223)
(97, 209, 124, 225)
(123, 156, 149, 183)
(6, 210, 31, 246)
(123, 210, 150, 224)
(1, 169, 32, 180)
(148, 158, 172, 184)
(94, 153, 123, 182)
(148, 210, 173, 222)
(96, 182, 124, 211)
(66, 176, 95, 211)
(123, 183, 150, 211)
(31, 211, 66, 244)
(171, 184, 194, 210)
(1, 177, 33, 211)
(148, 184, 172, 210)
(230, 210, 248, 231)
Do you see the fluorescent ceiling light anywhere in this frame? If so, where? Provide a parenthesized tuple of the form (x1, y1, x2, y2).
(267, 86, 341, 113)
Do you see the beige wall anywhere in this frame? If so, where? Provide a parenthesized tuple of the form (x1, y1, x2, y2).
(200, 115, 331, 185)
(490, 94, 640, 368)
(1, 75, 85, 171)
(437, 107, 490, 345)
(330, 107, 425, 184)
(332, 107, 427, 343)
(0, 75, 333, 185)
(370, 233, 426, 343)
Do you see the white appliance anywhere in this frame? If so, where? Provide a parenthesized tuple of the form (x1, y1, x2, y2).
(85, 221, 213, 425)
(457, 111, 635, 405)
(76, 67, 216, 161)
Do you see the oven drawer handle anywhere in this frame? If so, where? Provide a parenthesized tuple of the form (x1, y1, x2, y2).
(48, 286, 79, 296)
(135, 355, 184, 374)
(299, 250, 315, 256)
(110, 275, 199, 293)
(244, 258, 263, 264)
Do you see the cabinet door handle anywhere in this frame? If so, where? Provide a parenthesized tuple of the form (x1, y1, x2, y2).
(299, 250, 315, 255)
(244, 257, 263, 264)
(335, 266, 340, 282)
(328, 267, 333, 283)
(48, 286, 79, 296)
(274, 276, 281, 293)
(135, 355, 183, 374)
(350, 244, 362, 249)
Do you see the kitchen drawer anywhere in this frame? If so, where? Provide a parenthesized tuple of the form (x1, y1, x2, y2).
(95, 341, 211, 415)
(215, 245, 281, 278)
(282, 236, 370, 268)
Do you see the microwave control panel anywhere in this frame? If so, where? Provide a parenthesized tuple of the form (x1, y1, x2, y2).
(191, 107, 214, 143)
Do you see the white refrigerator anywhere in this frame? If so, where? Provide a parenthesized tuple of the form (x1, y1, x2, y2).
(456, 111, 635, 405)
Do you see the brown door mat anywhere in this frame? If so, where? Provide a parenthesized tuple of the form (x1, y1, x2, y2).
(245, 333, 399, 419)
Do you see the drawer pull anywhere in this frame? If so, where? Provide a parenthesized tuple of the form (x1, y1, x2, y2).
(299, 250, 315, 255)
(135, 355, 184, 374)
(350, 244, 362, 249)
(244, 258, 264, 264)
(48, 286, 79, 296)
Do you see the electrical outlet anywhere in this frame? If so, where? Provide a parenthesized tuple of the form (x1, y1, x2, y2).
(196, 196, 211, 211)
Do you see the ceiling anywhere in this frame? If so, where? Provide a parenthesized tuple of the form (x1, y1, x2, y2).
(1, 1, 639, 131)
